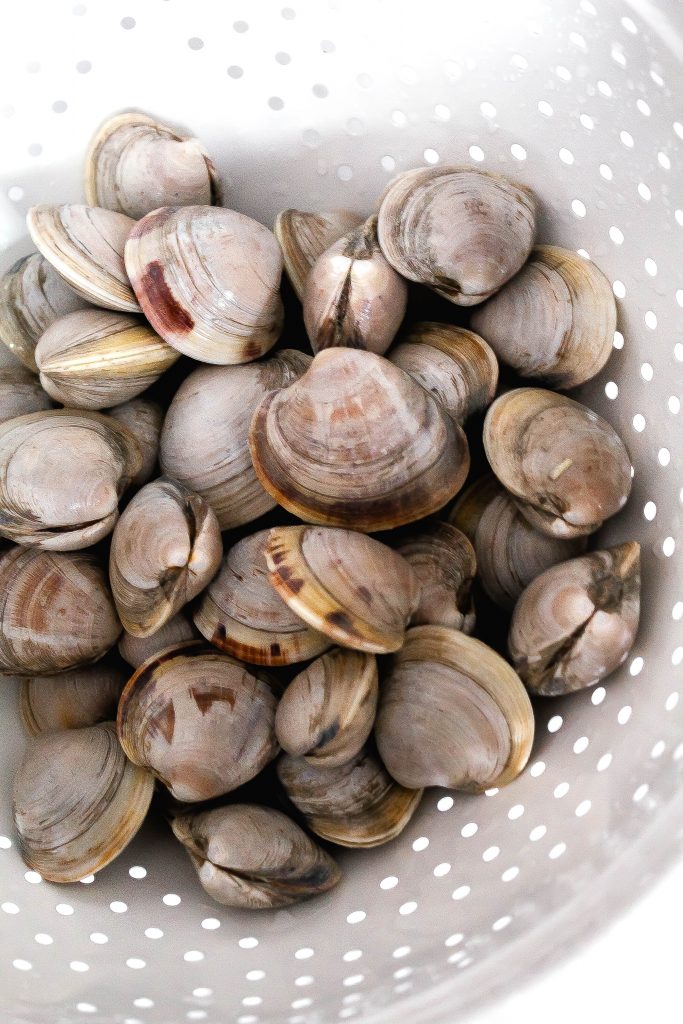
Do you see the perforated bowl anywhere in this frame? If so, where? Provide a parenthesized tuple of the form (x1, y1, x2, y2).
(0, 1, 682, 1022)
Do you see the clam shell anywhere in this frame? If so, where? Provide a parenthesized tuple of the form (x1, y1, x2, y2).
(20, 663, 127, 736)
(275, 208, 363, 301)
(0, 365, 52, 424)
(108, 397, 163, 486)
(118, 610, 199, 669)
(396, 522, 476, 632)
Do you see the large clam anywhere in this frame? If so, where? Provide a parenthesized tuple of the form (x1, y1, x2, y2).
(20, 663, 127, 736)
(118, 610, 199, 669)
(275, 208, 363, 300)
(0, 366, 52, 424)
(108, 397, 163, 486)
(396, 522, 476, 631)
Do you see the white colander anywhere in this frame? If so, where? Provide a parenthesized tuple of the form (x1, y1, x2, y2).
(1, 0, 682, 1021)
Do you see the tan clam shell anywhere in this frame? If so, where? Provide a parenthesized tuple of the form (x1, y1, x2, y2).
(108, 397, 163, 486)
(0, 409, 142, 550)
(124, 205, 283, 364)
(110, 477, 222, 638)
(388, 322, 498, 423)
(193, 529, 330, 666)
(0, 253, 89, 372)
(249, 348, 470, 531)
(20, 663, 127, 736)
(27, 205, 139, 312)
(12, 722, 154, 883)
(159, 350, 310, 529)
(483, 388, 632, 538)
(277, 747, 423, 849)
(117, 642, 279, 802)
(377, 166, 536, 305)
(171, 804, 341, 909)
(376, 625, 534, 791)
(118, 610, 199, 669)
(275, 648, 378, 767)
(508, 542, 640, 696)
(274, 208, 363, 301)
(450, 475, 587, 609)
(85, 111, 221, 219)
(266, 525, 420, 654)
(396, 522, 476, 632)
(471, 245, 617, 389)
(0, 365, 52, 424)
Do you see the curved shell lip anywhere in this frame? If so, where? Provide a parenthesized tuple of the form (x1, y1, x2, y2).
(196, 614, 331, 667)
(304, 785, 424, 849)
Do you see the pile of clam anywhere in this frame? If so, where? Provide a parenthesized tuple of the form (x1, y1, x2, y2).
(1, 111, 640, 909)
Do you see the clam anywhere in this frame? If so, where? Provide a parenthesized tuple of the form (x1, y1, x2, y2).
(117, 642, 279, 802)
(377, 166, 536, 305)
(0, 253, 89, 372)
(388, 322, 498, 423)
(0, 546, 121, 675)
(249, 348, 470, 531)
(110, 477, 222, 637)
(118, 610, 198, 668)
(303, 215, 408, 355)
(125, 205, 283, 364)
(13, 722, 154, 882)
(484, 388, 632, 538)
(0, 365, 52, 424)
(85, 110, 221, 219)
(266, 525, 420, 654)
(194, 529, 330, 666)
(396, 522, 476, 632)
(275, 208, 363, 301)
(508, 542, 640, 696)
(450, 475, 587, 609)
(27, 205, 139, 312)
(108, 397, 163, 486)
(277, 747, 422, 848)
(160, 350, 310, 529)
(0, 409, 141, 549)
(471, 245, 617, 388)
(20, 663, 127, 736)
(375, 625, 534, 790)
(275, 649, 378, 766)
(171, 804, 341, 909)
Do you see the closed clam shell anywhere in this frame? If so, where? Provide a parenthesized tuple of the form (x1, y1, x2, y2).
(275, 208, 363, 300)
(249, 348, 470, 531)
(376, 625, 534, 791)
(0, 365, 52, 424)
(85, 111, 221, 219)
(277, 747, 423, 848)
(275, 649, 378, 767)
(0, 546, 121, 675)
(171, 803, 341, 909)
(484, 388, 632, 538)
(160, 350, 310, 529)
(508, 542, 640, 696)
(396, 522, 476, 632)
(450, 475, 587, 609)
(117, 642, 279, 802)
(110, 477, 222, 638)
(471, 245, 617, 389)
(0, 253, 89, 372)
(125, 205, 283, 364)
(20, 663, 127, 736)
(266, 525, 420, 654)
(27, 205, 139, 312)
(377, 166, 536, 305)
(388, 322, 498, 423)
(108, 397, 163, 486)
(118, 610, 198, 669)
(0, 409, 142, 550)
(13, 722, 154, 883)
(194, 529, 330, 666)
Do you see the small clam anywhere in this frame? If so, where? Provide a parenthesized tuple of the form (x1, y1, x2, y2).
(171, 804, 341, 908)
(0, 253, 89, 372)
(277, 747, 423, 848)
(450, 475, 588, 610)
(108, 397, 163, 486)
(249, 348, 470, 531)
(275, 208, 363, 300)
(275, 649, 378, 767)
(388, 322, 498, 423)
(0, 365, 52, 424)
(396, 522, 476, 632)
(118, 610, 199, 669)
(27, 204, 139, 312)
(471, 245, 617, 388)
(194, 529, 330, 666)
(377, 166, 536, 305)
(0, 409, 141, 549)
(117, 643, 279, 802)
(13, 722, 154, 882)
(0, 546, 121, 675)
(110, 477, 222, 637)
(125, 205, 283, 364)
(160, 350, 310, 529)
(375, 626, 534, 790)
(20, 663, 127, 736)
(303, 215, 408, 355)
(266, 525, 420, 654)
(484, 388, 632, 538)
(508, 542, 640, 696)
(85, 111, 221, 219)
